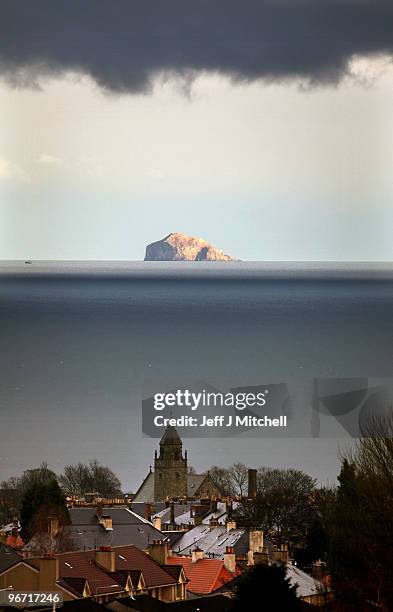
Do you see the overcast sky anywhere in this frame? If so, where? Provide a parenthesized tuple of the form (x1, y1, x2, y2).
(1, 1, 393, 260)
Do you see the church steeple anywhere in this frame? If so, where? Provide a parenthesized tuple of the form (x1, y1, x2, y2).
(158, 425, 184, 461)
(154, 425, 188, 501)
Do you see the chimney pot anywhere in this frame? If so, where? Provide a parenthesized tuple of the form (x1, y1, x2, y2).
(224, 546, 236, 573)
(248, 469, 257, 499)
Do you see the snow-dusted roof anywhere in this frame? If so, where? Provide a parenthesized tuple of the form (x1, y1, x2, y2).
(172, 524, 248, 559)
(286, 563, 325, 598)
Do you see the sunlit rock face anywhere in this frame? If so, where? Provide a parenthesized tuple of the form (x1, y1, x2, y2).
(144, 233, 236, 261)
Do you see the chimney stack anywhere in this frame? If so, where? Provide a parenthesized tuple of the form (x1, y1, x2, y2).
(248, 469, 257, 499)
(271, 544, 289, 565)
(152, 516, 162, 531)
(224, 546, 236, 573)
(254, 549, 269, 565)
(99, 515, 113, 531)
(38, 554, 59, 591)
(191, 547, 204, 563)
(226, 519, 237, 532)
(148, 540, 170, 566)
(95, 546, 116, 572)
(170, 502, 175, 525)
(249, 530, 264, 554)
(194, 514, 203, 526)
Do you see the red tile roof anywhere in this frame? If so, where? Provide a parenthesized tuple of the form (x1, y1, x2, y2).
(166, 556, 240, 595)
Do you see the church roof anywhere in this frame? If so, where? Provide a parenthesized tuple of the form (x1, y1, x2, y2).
(132, 472, 213, 503)
(133, 472, 155, 503)
(187, 474, 206, 495)
(159, 425, 182, 446)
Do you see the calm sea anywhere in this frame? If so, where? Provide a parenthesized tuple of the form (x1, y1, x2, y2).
(1, 261, 392, 485)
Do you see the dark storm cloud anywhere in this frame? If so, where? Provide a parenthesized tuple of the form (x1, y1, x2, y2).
(1, 0, 393, 92)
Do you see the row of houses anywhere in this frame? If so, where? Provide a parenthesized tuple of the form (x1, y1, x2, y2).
(0, 501, 328, 606)
(0, 539, 242, 602)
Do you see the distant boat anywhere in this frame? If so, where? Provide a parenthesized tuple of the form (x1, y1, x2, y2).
(24, 260, 32, 264)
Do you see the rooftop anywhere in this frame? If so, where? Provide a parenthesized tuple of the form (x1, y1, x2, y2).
(166, 556, 240, 595)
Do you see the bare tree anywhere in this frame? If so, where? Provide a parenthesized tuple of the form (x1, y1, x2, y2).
(208, 466, 236, 497)
(237, 467, 316, 544)
(59, 459, 121, 497)
(59, 463, 91, 496)
(228, 462, 248, 497)
(88, 459, 122, 497)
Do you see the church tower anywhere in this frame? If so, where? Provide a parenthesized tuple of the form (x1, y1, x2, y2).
(154, 425, 188, 501)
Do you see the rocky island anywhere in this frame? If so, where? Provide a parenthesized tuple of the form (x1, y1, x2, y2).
(144, 233, 236, 261)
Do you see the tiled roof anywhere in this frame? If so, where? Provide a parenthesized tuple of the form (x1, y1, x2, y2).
(171, 525, 249, 559)
(152, 504, 192, 525)
(28, 545, 178, 594)
(113, 545, 177, 588)
(29, 553, 122, 596)
(153, 501, 240, 528)
(59, 507, 163, 552)
(166, 557, 240, 595)
(69, 507, 150, 526)
(286, 563, 324, 598)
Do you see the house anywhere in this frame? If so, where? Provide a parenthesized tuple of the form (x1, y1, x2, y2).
(152, 501, 239, 531)
(285, 563, 331, 607)
(133, 427, 220, 503)
(169, 519, 264, 564)
(166, 546, 241, 597)
(0, 544, 187, 604)
(23, 507, 165, 555)
(0, 520, 25, 549)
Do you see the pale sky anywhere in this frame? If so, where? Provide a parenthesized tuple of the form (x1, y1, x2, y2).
(1, 5, 393, 261)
